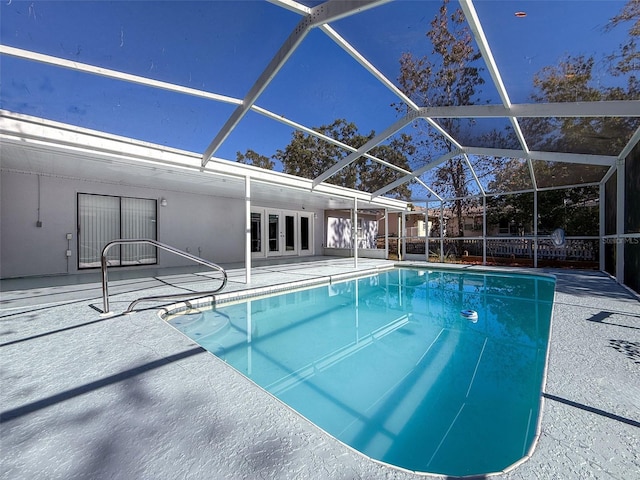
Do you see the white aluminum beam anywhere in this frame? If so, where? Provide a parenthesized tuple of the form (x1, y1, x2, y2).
(424, 117, 464, 149)
(462, 146, 616, 166)
(251, 105, 413, 176)
(484, 187, 536, 198)
(420, 181, 603, 203)
(285, 2, 459, 186)
(267, 0, 312, 15)
(0, 45, 242, 106)
(415, 179, 443, 200)
(523, 150, 617, 166)
(320, 24, 420, 111)
(371, 150, 460, 198)
(535, 181, 601, 192)
(201, 0, 391, 166)
(201, 17, 311, 165)
(601, 164, 617, 185)
(3, 43, 416, 176)
(528, 158, 538, 191)
(424, 193, 484, 203)
(512, 120, 531, 154)
(313, 97, 632, 188)
(459, 0, 511, 108)
(418, 101, 640, 119)
(463, 153, 486, 196)
(318, 0, 392, 24)
(458, 0, 530, 154)
(9, 44, 629, 201)
(618, 125, 640, 160)
(313, 112, 420, 186)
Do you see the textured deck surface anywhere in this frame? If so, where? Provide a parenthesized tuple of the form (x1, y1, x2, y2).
(2, 258, 639, 479)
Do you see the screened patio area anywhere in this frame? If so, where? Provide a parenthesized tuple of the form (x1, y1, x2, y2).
(2, 0, 638, 294)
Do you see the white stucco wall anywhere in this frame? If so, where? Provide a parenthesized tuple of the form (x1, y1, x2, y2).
(1, 172, 73, 277)
(155, 189, 244, 266)
(0, 170, 246, 278)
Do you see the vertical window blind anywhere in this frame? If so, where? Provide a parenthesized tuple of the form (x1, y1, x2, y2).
(78, 193, 157, 268)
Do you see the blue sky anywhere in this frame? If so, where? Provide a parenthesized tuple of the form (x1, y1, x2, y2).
(0, 0, 633, 167)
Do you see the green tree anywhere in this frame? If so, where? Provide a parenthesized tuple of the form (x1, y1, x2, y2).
(523, 54, 637, 156)
(520, 2, 637, 156)
(487, 1, 639, 240)
(236, 149, 274, 170)
(538, 186, 599, 236)
(396, 0, 485, 237)
(487, 158, 602, 237)
(606, 0, 640, 76)
(274, 119, 413, 200)
(275, 119, 359, 185)
(363, 133, 415, 198)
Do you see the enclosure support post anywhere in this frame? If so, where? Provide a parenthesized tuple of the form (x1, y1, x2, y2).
(245, 175, 251, 284)
(482, 196, 487, 265)
(397, 213, 402, 261)
(353, 197, 358, 269)
(599, 182, 605, 271)
(616, 158, 625, 284)
(439, 203, 444, 263)
(384, 208, 389, 260)
(401, 211, 406, 261)
(533, 190, 538, 268)
(424, 202, 428, 262)
(426, 202, 430, 263)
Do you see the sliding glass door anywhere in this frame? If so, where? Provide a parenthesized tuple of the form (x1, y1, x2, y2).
(78, 193, 157, 268)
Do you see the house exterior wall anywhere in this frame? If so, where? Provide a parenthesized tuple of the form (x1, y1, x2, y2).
(2, 171, 73, 277)
(0, 113, 409, 279)
(1, 170, 246, 278)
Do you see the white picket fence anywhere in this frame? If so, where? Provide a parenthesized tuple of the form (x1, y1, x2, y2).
(411, 238, 597, 261)
(489, 239, 595, 261)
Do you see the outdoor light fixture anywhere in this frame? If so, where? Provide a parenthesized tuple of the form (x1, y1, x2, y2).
(160, 198, 167, 207)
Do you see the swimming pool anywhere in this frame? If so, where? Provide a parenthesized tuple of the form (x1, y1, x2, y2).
(167, 267, 555, 476)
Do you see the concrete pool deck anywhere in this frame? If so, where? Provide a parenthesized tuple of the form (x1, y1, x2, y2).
(1, 257, 639, 479)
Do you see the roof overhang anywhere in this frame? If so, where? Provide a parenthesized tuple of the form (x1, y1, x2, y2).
(0, 110, 409, 212)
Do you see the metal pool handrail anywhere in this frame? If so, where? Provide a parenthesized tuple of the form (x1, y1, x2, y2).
(101, 239, 227, 315)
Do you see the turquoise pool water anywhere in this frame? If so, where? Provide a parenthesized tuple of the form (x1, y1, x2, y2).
(167, 268, 555, 476)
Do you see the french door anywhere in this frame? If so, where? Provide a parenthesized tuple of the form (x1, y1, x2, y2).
(251, 208, 313, 258)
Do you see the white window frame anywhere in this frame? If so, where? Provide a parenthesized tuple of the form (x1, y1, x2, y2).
(77, 193, 157, 269)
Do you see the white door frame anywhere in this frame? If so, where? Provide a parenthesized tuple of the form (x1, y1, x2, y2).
(298, 211, 314, 257)
(250, 207, 314, 258)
